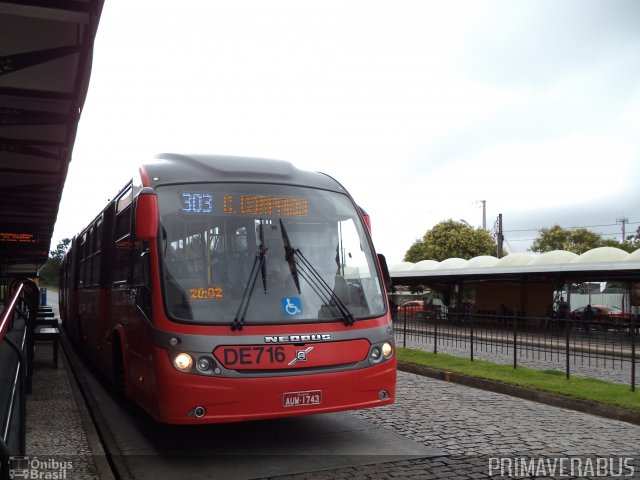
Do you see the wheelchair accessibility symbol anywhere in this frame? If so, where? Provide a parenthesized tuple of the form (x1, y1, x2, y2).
(281, 297, 303, 316)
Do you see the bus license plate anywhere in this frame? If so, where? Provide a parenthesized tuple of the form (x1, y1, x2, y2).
(283, 390, 322, 408)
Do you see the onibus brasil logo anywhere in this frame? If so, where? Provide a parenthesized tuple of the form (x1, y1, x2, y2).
(9, 456, 73, 479)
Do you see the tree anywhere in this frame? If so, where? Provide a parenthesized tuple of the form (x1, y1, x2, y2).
(625, 226, 640, 251)
(530, 225, 637, 254)
(50, 238, 71, 259)
(38, 238, 71, 286)
(404, 219, 497, 262)
(602, 238, 637, 253)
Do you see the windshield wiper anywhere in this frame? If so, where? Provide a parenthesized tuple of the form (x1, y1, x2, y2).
(231, 220, 268, 331)
(258, 219, 268, 294)
(278, 219, 355, 326)
(279, 218, 301, 293)
(296, 254, 355, 326)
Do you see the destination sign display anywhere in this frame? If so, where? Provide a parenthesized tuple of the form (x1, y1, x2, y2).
(179, 191, 309, 217)
(0, 232, 38, 244)
(223, 194, 309, 217)
(181, 192, 213, 214)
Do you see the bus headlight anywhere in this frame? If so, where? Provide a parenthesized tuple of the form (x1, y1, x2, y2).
(174, 353, 193, 371)
(370, 342, 394, 364)
(370, 346, 381, 361)
(196, 357, 212, 372)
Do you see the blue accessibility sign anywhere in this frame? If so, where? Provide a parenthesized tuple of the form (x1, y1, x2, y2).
(281, 297, 303, 316)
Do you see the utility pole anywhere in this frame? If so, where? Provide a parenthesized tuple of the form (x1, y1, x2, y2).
(476, 200, 486, 229)
(495, 213, 504, 258)
(617, 217, 629, 242)
(482, 200, 486, 230)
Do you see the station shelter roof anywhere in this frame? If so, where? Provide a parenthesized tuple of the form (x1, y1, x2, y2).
(390, 247, 640, 286)
(0, 0, 105, 277)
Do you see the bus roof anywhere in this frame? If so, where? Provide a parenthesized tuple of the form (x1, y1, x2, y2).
(141, 154, 347, 193)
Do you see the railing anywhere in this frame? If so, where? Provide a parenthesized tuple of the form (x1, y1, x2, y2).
(0, 280, 36, 479)
(395, 309, 639, 389)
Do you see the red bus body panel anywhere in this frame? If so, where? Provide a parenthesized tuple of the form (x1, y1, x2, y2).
(150, 348, 395, 424)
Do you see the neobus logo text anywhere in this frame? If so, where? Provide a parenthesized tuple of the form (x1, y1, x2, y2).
(264, 334, 331, 344)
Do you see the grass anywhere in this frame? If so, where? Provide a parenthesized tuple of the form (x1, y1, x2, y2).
(398, 347, 640, 411)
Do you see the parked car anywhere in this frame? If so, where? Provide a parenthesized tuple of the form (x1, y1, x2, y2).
(570, 305, 631, 329)
(397, 300, 425, 317)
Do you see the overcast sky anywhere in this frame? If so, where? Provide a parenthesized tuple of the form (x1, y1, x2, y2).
(53, 0, 640, 265)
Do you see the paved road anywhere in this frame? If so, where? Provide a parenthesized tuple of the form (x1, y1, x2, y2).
(355, 372, 640, 456)
(263, 371, 640, 479)
(67, 338, 439, 480)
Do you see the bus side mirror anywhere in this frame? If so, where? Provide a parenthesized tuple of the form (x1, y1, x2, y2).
(377, 253, 391, 289)
(135, 188, 158, 241)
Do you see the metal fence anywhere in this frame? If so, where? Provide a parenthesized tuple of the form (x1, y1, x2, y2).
(1, 282, 27, 479)
(394, 310, 638, 389)
(0, 279, 38, 480)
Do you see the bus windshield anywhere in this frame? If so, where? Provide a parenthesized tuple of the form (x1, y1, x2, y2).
(156, 183, 385, 325)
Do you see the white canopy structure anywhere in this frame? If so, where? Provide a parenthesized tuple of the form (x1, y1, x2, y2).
(391, 247, 640, 284)
(390, 248, 640, 317)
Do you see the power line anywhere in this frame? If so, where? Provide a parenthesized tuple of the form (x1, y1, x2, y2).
(504, 221, 640, 234)
(503, 237, 515, 252)
(506, 233, 636, 243)
(504, 238, 541, 242)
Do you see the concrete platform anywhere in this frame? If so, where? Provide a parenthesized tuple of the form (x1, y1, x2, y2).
(26, 341, 114, 480)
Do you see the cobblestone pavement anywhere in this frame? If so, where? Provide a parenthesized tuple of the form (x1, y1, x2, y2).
(400, 336, 635, 385)
(264, 371, 640, 479)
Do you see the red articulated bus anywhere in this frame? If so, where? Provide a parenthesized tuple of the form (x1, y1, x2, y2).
(59, 154, 396, 424)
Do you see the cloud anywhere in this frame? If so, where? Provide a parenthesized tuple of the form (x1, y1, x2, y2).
(52, 0, 640, 269)
(461, 0, 640, 88)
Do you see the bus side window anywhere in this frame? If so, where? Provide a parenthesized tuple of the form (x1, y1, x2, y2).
(132, 241, 152, 315)
(113, 204, 132, 284)
(78, 233, 87, 288)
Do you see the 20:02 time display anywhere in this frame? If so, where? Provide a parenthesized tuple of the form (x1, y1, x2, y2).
(190, 287, 223, 300)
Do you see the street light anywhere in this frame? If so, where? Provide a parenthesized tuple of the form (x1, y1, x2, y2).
(476, 200, 486, 230)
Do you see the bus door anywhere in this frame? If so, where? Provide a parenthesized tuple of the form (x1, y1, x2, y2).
(111, 185, 155, 409)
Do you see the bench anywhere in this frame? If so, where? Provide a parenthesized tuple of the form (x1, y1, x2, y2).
(36, 316, 59, 328)
(36, 309, 58, 328)
(33, 326, 59, 368)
